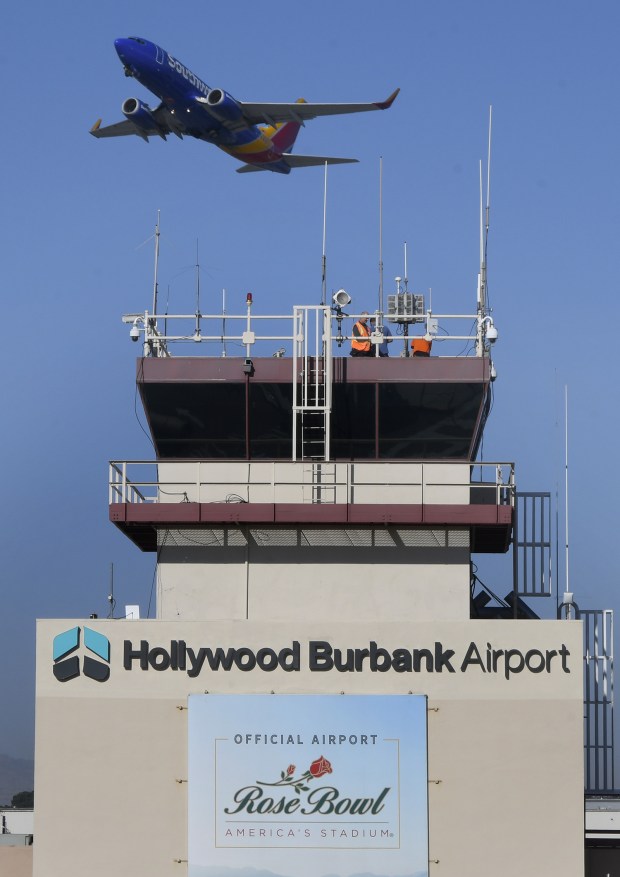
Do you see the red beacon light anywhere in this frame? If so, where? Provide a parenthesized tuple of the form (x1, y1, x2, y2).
(246, 292, 253, 306)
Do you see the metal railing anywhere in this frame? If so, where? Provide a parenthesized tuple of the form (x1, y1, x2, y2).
(512, 492, 553, 598)
(109, 460, 515, 508)
(122, 303, 497, 360)
(583, 609, 615, 793)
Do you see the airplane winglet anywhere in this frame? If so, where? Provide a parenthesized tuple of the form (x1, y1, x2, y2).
(90, 119, 102, 134)
(374, 88, 400, 110)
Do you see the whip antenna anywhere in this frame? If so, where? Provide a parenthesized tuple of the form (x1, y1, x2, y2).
(477, 106, 493, 317)
(195, 239, 201, 313)
(476, 107, 493, 355)
(564, 385, 570, 599)
(194, 239, 202, 340)
(379, 156, 384, 313)
(485, 105, 492, 266)
(321, 162, 327, 305)
(221, 288, 227, 357)
(152, 210, 160, 317)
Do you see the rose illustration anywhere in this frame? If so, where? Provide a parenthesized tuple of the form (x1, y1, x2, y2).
(258, 756, 334, 791)
(309, 756, 332, 778)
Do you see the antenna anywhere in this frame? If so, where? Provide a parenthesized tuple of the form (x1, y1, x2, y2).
(152, 210, 161, 316)
(194, 239, 201, 340)
(195, 239, 201, 314)
(403, 241, 409, 292)
(486, 104, 492, 265)
(221, 288, 227, 357)
(478, 160, 484, 305)
(476, 106, 493, 354)
(564, 385, 570, 599)
(379, 156, 384, 314)
(321, 162, 328, 306)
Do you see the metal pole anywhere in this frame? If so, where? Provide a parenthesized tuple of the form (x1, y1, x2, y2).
(379, 157, 384, 315)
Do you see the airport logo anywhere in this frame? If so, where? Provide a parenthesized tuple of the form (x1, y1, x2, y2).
(53, 626, 110, 683)
(222, 755, 391, 821)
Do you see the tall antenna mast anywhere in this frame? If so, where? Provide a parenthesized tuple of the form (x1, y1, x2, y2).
(476, 107, 492, 356)
(194, 239, 202, 340)
(379, 156, 384, 313)
(486, 104, 492, 265)
(321, 162, 328, 306)
(221, 288, 227, 358)
(478, 159, 484, 311)
(195, 239, 201, 313)
(477, 106, 493, 317)
(403, 241, 409, 292)
(564, 385, 570, 599)
(152, 210, 161, 317)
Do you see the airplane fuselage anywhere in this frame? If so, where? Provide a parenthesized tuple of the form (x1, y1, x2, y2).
(114, 37, 294, 172)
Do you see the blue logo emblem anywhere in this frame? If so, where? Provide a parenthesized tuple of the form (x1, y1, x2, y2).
(53, 627, 110, 682)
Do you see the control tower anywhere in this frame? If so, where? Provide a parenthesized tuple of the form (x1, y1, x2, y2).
(34, 275, 585, 877)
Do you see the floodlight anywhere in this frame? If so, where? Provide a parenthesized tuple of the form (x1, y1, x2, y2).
(333, 289, 351, 307)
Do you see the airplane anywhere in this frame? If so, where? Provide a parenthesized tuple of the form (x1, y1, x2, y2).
(90, 37, 399, 175)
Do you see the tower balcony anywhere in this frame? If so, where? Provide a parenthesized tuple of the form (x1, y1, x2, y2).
(109, 459, 514, 553)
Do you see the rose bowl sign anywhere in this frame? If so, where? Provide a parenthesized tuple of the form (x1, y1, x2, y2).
(188, 694, 429, 877)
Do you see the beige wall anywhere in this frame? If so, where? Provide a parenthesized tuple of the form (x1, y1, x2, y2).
(0, 847, 32, 877)
(155, 461, 473, 505)
(157, 544, 471, 622)
(35, 619, 584, 877)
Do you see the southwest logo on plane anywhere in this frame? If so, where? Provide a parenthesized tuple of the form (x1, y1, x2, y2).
(53, 627, 111, 683)
(91, 37, 399, 174)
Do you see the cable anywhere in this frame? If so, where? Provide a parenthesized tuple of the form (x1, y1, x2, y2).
(158, 488, 190, 501)
(134, 358, 155, 452)
(147, 528, 169, 618)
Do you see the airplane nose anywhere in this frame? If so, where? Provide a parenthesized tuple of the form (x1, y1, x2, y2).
(114, 38, 129, 63)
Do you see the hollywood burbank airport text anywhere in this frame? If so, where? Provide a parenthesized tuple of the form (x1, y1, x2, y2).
(123, 639, 571, 680)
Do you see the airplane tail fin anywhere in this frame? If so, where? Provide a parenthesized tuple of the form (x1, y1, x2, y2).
(262, 98, 307, 153)
(271, 120, 302, 153)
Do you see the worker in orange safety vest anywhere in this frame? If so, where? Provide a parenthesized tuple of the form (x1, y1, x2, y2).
(350, 312, 373, 357)
(411, 336, 432, 357)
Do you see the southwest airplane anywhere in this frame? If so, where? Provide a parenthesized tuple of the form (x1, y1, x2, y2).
(91, 37, 399, 174)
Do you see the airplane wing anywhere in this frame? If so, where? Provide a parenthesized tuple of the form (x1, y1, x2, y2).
(90, 119, 142, 138)
(236, 155, 358, 173)
(236, 89, 400, 126)
(90, 103, 181, 141)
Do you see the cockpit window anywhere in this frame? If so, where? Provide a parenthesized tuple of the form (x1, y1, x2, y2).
(129, 37, 147, 45)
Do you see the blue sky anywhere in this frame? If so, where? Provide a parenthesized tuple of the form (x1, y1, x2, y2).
(1, 0, 619, 761)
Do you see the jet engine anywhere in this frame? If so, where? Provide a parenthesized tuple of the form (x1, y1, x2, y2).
(204, 89, 244, 123)
(122, 97, 158, 134)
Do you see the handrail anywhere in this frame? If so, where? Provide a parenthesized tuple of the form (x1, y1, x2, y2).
(123, 305, 496, 359)
(109, 460, 515, 508)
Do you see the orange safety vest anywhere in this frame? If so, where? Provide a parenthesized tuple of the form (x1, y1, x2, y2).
(352, 320, 371, 352)
(411, 337, 432, 356)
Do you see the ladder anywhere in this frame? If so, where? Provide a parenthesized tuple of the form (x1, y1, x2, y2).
(292, 306, 332, 465)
